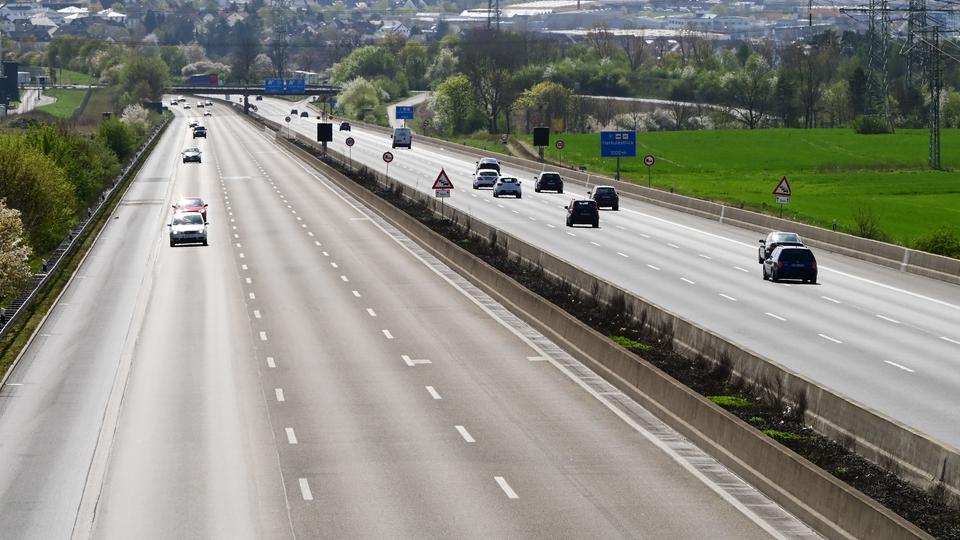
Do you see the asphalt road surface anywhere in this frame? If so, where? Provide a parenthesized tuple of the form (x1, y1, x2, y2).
(254, 96, 960, 449)
(0, 102, 822, 539)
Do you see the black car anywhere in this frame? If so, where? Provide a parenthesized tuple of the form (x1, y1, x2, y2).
(192, 126, 207, 138)
(763, 246, 817, 283)
(300, 111, 309, 118)
(475, 157, 501, 174)
(566, 199, 599, 228)
(339, 122, 351, 131)
(589, 185, 619, 210)
(291, 108, 298, 115)
(534, 172, 564, 193)
(255, 95, 263, 101)
(758, 231, 804, 263)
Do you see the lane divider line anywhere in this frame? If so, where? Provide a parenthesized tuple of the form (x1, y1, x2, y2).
(455, 425, 476, 443)
(298, 479, 313, 501)
(426, 386, 442, 400)
(285, 428, 298, 444)
(494, 477, 519, 499)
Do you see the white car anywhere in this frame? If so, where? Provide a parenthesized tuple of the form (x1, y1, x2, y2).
(493, 177, 522, 198)
(473, 170, 498, 189)
(168, 211, 208, 246)
(203, 110, 212, 117)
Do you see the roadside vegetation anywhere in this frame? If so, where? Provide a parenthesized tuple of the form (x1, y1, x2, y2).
(36, 89, 88, 119)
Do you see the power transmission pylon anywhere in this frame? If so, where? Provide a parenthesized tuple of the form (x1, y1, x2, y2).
(865, 0, 891, 124)
(271, 0, 290, 79)
(906, 0, 926, 82)
(927, 25, 943, 169)
(486, 0, 500, 31)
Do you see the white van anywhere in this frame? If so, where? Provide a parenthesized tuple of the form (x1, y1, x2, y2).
(392, 127, 412, 149)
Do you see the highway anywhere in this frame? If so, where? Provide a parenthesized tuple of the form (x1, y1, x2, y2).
(0, 102, 820, 538)
(254, 96, 960, 449)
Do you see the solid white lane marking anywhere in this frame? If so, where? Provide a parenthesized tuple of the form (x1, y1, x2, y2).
(698, 254, 713, 260)
(527, 356, 548, 362)
(455, 425, 476, 443)
(734, 266, 750, 273)
(821, 296, 841, 304)
(249, 292, 256, 300)
(266, 357, 276, 368)
(426, 386, 442, 400)
(352, 290, 361, 298)
(340, 275, 349, 282)
(818, 333, 842, 344)
(667, 243, 680, 249)
(331, 262, 339, 268)
(617, 252, 629, 258)
(765, 312, 786, 321)
(719, 293, 737, 302)
(299, 479, 313, 501)
(245, 277, 252, 284)
(382, 329, 394, 339)
(259, 331, 268, 341)
(681, 277, 696, 285)
(567, 232, 576, 237)
(494, 477, 519, 499)
(275, 388, 285, 402)
(590, 241, 601, 247)
(366, 308, 377, 317)
(941, 336, 960, 345)
(646, 264, 660, 271)
(285, 428, 298, 444)
(876, 314, 901, 324)
(884, 360, 915, 373)
(253, 310, 262, 319)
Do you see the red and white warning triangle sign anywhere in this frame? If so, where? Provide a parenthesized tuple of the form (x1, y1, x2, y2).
(432, 168, 454, 190)
(772, 176, 792, 196)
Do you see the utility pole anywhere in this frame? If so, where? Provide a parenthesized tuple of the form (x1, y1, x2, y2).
(270, 0, 290, 79)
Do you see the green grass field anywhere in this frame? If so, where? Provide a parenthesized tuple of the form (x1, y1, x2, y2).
(527, 129, 960, 243)
(36, 89, 87, 118)
(55, 68, 96, 85)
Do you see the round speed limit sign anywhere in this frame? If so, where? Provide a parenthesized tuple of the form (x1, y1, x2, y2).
(383, 151, 394, 163)
(284, 116, 291, 123)
(555, 140, 565, 150)
(345, 137, 355, 147)
(643, 154, 655, 167)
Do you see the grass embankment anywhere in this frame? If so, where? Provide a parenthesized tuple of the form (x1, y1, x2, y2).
(74, 87, 118, 129)
(36, 88, 87, 118)
(523, 129, 960, 243)
(54, 68, 96, 85)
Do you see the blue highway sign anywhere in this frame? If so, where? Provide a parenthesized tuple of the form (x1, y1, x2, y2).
(600, 131, 637, 158)
(395, 105, 415, 120)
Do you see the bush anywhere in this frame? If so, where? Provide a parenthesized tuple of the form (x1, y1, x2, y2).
(708, 395, 753, 409)
(96, 118, 138, 162)
(852, 114, 894, 134)
(912, 226, 960, 259)
(852, 206, 889, 242)
(0, 200, 33, 300)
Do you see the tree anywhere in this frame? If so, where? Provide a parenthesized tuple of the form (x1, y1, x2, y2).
(96, 119, 138, 162)
(458, 30, 524, 133)
(431, 75, 478, 134)
(721, 54, 776, 129)
(619, 33, 646, 71)
(120, 55, 168, 106)
(425, 48, 458, 88)
(330, 46, 397, 84)
(774, 74, 800, 127)
(585, 24, 614, 59)
(25, 125, 119, 209)
(516, 81, 572, 132)
(230, 21, 261, 83)
(336, 77, 381, 119)
(0, 200, 32, 301)
(399, 42, 429, 90)
(848, 66, 868, 116)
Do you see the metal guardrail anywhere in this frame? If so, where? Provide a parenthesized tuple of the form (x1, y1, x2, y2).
(0, 116, 171, 341)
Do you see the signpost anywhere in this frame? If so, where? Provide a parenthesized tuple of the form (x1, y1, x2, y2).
(383, 151, 394, 177)
(432, 168, 454, 219)
(345, 136, 355, 167)
(284, 116, 291, 138)
(772, 176, 792, 218)
(600, 131, 637, 181)
(395, 105, 414, 127)
(264, 79, 284, 94)
(555, 139, 565, 168)
(643, 154, 655, 187)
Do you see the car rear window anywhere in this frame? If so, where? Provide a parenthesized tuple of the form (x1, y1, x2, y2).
(479, 170, 497, 177)
(541, 174, 560, 181)
(573, 201, 595, 209)
(595, 187, 614, 194)
(499, 178, 517, 183)
(779, 249, 814, 262)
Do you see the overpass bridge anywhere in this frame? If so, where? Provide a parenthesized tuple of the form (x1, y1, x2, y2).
(166, 84, 340, 112)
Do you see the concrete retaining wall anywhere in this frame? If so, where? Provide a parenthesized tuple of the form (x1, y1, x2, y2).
(268, 127, 933, 540)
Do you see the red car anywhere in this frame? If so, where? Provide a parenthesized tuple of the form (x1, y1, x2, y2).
(172, 196, 208, 221)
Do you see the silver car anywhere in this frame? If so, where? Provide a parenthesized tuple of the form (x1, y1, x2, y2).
(168, 211, 208, 246)
(493, 177, 522, 198)
(473, 170, 499, 189)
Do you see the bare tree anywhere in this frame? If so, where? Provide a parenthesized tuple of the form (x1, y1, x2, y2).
(722, 54, 776, 129)
(586, 24, 614, 59)
(619, 33, 646, 71)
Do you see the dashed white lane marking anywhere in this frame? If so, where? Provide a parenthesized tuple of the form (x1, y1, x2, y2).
(818, 333, 842, 344)
(241, 264, 248, 270)
(765, 312, 786, 321)
(401, 354, 431, 366)
(299, 479, 313, 501)
(821, 296, 841, 304)
(681, 277, 696, 285)
(322, 251, 329, 257)
(314, 241, 321, 246)
(307, 231, 314, 237)
(285, 428, 298, 444)
(590, 241, 601, 247)
(239, 253, 245, 259)
(366, 308, 377, 317)
(546, 224, 556, 228)
(616, 252, 629, 258)
(646, 264, 660, 271)
(455, 425, 476, 443)
(528, 216, 536, 221)
(301, 224, 307, 228)
(259, 331, 268, 341)
(638, 233, 651, 238)
(382, 329, 394, 339)
(567, 232, 576, 237)
(667, 243, 680, 249)
(340, 275, 349, 282)
(494, 477, 519, 499)
(512, 210, 520, 215)
(497, 204, 504, 209)
(352, 290, 361, 298)
(426, 386, 442, 400)
(253, 310, 262, 319)
(884, 360, 915, 373)
(331, 262, 339, 268)
(245, 277, 252, 284)
(734, 266, 750, 273)
(719, 293, 737, 302)
(615, 225, 626, 230)
(942, 336, 960, 345)
(266, 357, 276, 368)
(296, 216, 302, 221)
(698, 254, 713, 260)
(234, 234, 239, 239)
(876, 314, 901, 324)
(248, 292, 256, 300)
(275, 388, 285, 402)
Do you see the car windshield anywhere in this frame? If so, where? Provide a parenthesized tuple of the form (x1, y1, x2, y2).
(779, 249, 814, 262)
(184, 148, 199, 154)
(179, 198, 203, 207)
(173, 214, 203, 225)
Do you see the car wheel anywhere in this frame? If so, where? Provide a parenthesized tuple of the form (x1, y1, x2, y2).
(771, 271, 779, 283)
(203, 239, 208, 246)
(169, 240, 175, 247)
(762, 267, 769, 280)
(613, 204, 619, 211)
(558, 188, 563, 194)
(592, 220, 599, 228)
(535, 188, 541, 193)
(566, 220, 571, 227)
(517, 194, 521, 199)
(493, 193, 499, 198)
